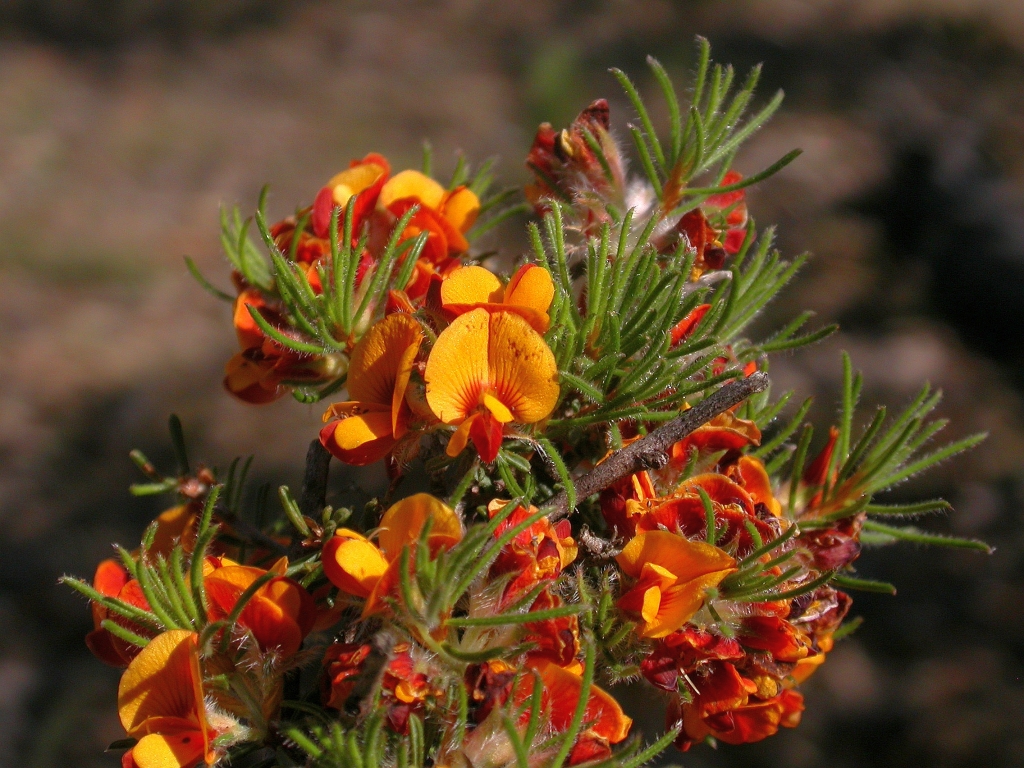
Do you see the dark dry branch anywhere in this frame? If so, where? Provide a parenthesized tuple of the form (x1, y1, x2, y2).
(545, 372, 769, 520)
(299, 439, 332, 518)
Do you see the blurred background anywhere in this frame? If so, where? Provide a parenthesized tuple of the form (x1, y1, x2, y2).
(0, 1, 1022, 766)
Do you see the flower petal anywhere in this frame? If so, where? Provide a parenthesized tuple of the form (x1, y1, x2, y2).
(528, 659, 632, 744)
(440, 266, 504, 308)
(379, 170, 446, 211)
(130, 731, 207, 768)
(616, 530, 735, 582)
(118, 631, 203, 737)
(504, 264, 554, 318)
(640, 569, 734, 638)
(323, 530, 389, 598)
(446, 414, 478, 458)
(347, 314, 424, 405)
(425, 309, 490, 424)
(486, 311, 559, 424)
(377, 493, 462, 559)
(469, 409, 505, 463)
(441, 186, 481, 233)
(734, 455, 782, 517)
(319, 408, 396, 466)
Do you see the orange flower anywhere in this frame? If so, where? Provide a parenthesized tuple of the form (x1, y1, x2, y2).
(323, 641, 434, 733)
(738, 616, 812, 663)
(319, 313, 424, 465)
(487, 499, 577, 606)
(440, 264, 555, 333)
(522, 589, 581, 670)
(640, 627, 744, 692)
(670, 303, 712, 346)
(729, 455, 783, 517)
(670, 661, 803, 750)
(668, 410, 761, 469)
(631, 473, 778, 558)
(204, 558, 315, 658)
(312, 153, 391, 238)
(515, 658, 632, 764)
(149, 503, 199, 557)
(322, 494, 463, 616)
(424, 308, 559, 462)
(225, 287, 342, 404)
(378, 169, 480, 265)
(118, 630, 219, 768)
(616, 531, 736, 638)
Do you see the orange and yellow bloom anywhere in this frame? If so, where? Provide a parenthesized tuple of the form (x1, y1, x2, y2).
(322, 494, 463, 615)
(203, 558, 315, 659)
(319, 313, 424, 465)
(616, 531, 736, 638)
(378, 169, 480, 265)
(424, 308, 559, 462)
(312, 153, 391, 238)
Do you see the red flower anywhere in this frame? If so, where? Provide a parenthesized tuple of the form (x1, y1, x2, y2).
(487, 500, 577, 606)
(641, 627, 743, 692)
(324, 641, 434, 733)
(670, 661, 804, 750)
(525, 99, 624, 226)
(85, 560, 153, 668)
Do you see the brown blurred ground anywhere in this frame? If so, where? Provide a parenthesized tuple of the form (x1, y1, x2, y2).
(1, 1, 1022, 766)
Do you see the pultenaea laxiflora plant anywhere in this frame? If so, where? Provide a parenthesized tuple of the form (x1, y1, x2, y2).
(64, 39, 991, 768)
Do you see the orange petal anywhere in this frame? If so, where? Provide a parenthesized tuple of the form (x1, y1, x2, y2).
(440, 266, 504, 308)
(150, 505, 197, 557)
(425, 310, 490, 424)
(441, 186, 481, 232)
(94, 558, 130, 601)
(681, 474, 756, 516)
(639, 569, 735, 638)
(327, 159, 388, 207)
(130, 731, 207, 768)
(486, 311, 559, 424)
(529, 659, 632, 744)
(616, 530, 735, 582)
(223, 352, 284, 404)
(379, 170, 446, 211)
(377, 493, 463, 559)
(504, 264, 554, 319)
(446, 414, 478, 458)
(118, 630, 204, 738)
(233, 289, 267, 350)
(346, 314, 424, 405)
(322, 530, 389, 598)
(469, 409, 505, 463)
(319, 408, 396, 466)
(734, 455, 782, 517)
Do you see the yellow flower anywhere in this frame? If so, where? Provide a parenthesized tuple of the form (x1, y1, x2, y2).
(424, 308, 559, 462)
(320, 313, 423, 465)
(616, 531, 736, 638)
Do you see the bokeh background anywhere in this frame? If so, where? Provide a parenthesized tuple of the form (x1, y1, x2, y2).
(1, 1, 1022, 766)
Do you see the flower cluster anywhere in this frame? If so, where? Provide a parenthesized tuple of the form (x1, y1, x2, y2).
(67, 46, 988, 768)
